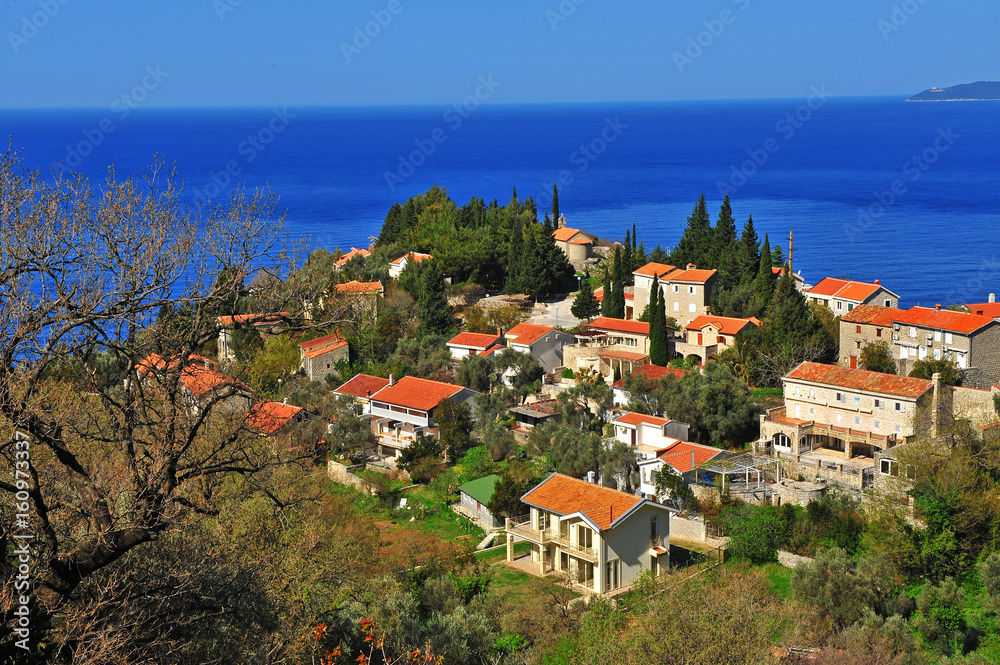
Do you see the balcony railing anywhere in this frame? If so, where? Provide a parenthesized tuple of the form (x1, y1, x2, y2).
(505, 517, 599, 562)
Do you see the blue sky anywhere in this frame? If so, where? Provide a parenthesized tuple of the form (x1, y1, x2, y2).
(0, 0, 995, 107)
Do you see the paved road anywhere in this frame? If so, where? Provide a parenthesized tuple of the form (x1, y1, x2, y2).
(528, 293, 584, 329)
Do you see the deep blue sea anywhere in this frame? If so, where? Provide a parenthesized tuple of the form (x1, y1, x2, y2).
(1, 97, 997, 307)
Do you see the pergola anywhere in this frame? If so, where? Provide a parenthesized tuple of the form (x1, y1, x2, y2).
(690, 451, 779, 491)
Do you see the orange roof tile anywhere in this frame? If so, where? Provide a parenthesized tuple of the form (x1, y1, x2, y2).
(369, 376, 466, 412)
(136, 353, 251, 398)
(335, 247, 371, 266)
(217, 312, 289, 327)
(786, 361, 931, 398)
(967, 302, 1000, 319)
(634, 262, 676, 278)
(552, 227, 589, 242)
(335, 280, 383, 294)
(521, 473, 642, 531)
(684, 315, 760, 335)
(568, 237, 593, 245)
(660, 268, 717, 284)
(806, 277, 896, 302)
(611, 364, 688, 387)
(658, 441, 725, 474)
(298, 333, 348, 359)
(615, 412, 671, 427)
(598, 350, 649, 362)
(334, 373, 391, 399)
(390, 252, 433, 266)
(841, 305, 899, 326)
(479, 342, 502, 357)
(246, 400, 304, 434)
(448, 331, 503, 349)
(506, 323, 558, 347)
(894, 306, 994, 335)
(588, 317, 650, 336)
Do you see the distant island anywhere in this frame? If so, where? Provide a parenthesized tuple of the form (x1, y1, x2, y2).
(907, 81, 1000, 101)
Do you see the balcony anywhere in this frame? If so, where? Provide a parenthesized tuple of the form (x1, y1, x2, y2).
(506, 516, 599, 562)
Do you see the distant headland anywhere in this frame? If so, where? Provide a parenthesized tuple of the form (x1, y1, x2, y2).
(907, 81, 1000, 101)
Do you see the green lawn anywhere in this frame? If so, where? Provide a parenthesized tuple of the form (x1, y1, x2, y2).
(488, 561, 580, 602)
(762, 563, 793, 600)
(475, 541, 531, 564)
(752, 387, 784, 400)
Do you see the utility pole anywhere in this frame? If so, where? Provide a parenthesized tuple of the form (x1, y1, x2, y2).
(786, 230, 794, 275)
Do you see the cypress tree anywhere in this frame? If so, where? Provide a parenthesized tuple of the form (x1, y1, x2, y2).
(506, 219, 524, 293)
(715, 195, 740, 290)
(552, 183, 560, 222)
(670, 193, 712, 267)
(418, 261, 452, 335)
(608, 245, 626, 318)
(601, 268, 612, 316)
(649, 276, 669, 366)
(753, 233, 775, 315)
(377, 202, 404, 245)
(571, 271, 599, 320)
(635, 241, 648, 267)
(737, 215, 761, 284)
(632, 222, 637, 250)
(623, 230, 635, 285)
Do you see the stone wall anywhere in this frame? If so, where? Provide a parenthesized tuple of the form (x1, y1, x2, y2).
(773, 479, 826, 507)
(778, 550, 813, 569)
(304, 345, 350, 383)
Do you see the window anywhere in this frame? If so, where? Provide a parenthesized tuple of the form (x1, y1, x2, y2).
(848, 303, 855, 312)
(326, 363, 331, 369)
(687, 286, 696, 295)
(688, 303, 696, 313)
(672, 285, 679, 293)
(875, 419, 881, 430)
(894, 423, 901, 433)
(774, 433, 791, 449)
(856, 341, 862, 350)
(673, 302, 679, 312)
(836, 301, 843, 311)
(884, 299, 892, 307)
(795, 386, 801, 395)
(578, 525, 593, 550)
(808, 389, 815, 398)
(717, 335, 726, 344)
(909, 327, 917, 338)
(876, 328, 882, 338)
(875, 398, 883, 409)
(934, 331, 942, 342)
(934, 348, 941, 360)
(854, 416, 861, 425)
(895, 402, 905, 413)
(836, 392, 845, 402)
(957, 352, 967, 368)
(809, 407, 815, 415)
(880, 459, 896, 476)
(945, 332, 953, 344)
(856, 325, 862, 334)
(835, 413, 843, 423)
(650, 516, 658, 540)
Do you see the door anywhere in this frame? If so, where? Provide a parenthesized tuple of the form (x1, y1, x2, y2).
(849, 356, 857, 369)
(697, 333, 703, 345)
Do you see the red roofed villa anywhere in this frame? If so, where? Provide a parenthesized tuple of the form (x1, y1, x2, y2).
(298, 332, 349, 383)
(447, 330, 504, 362)
(804, 277, 899, 314)
(504, 323, 573, 373)
(388, 252, 434, 280)
(676, 315, 760, 365)
(334, 247, 372, 268)
(505, 472, 673, 594)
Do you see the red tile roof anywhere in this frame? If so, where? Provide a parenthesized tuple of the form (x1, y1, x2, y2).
(335, 247, 371, 266)
(521, 473, 643, 531)
(658, 441, 725, 474)
(506, 323, 558, 347)
(611, 364, 688, 387)
(967, 302, 1000, 319)
(841, 305, 899, 326)
(894, 306, 994, 335)
(634, 262, 676, 278)
(660, 267, 717, 283)
(334, 373, 391, 399)
(245, 400, 303, 434)
(335, 280, 383, 294)
(806, 277, 895, 302)
(568, 237, 593, 245)
(369, 376, 465, 412)
(589, 317, 650, 336)
(684, 315, 760, 335)
(136, 353, 251, 398)
(786, 361, 931, 398)
(552, 227, 589, 242)
(447, 331, 502, 349)
(479, 342, 502, 357)
(615, 412, 671, 427)
(299, 333, 348, 359)
(217, 312, 289, 327)
(598, 350, 649, 362)
(390, 252, 433, 266)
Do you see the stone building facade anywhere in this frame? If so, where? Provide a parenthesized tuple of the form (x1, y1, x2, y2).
(299, 333, 349, 383)
(804, 277, 900, 315)
(631, 262, 718, 328)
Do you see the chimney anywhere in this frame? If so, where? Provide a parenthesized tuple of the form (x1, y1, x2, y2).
(587, 470, 596, 484)
(874, 279, 880, 286)
(497, 326, 503, 338)
(931, 372, 942, 439)
(389, 374, 395, 387)
(686, 263, 696, 270)
(282, 397, 288, 405)
(990, 293, 996, 304)
(935, 303, 942, 311)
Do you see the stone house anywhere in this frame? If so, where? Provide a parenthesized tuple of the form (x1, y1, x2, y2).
(552, 216, 593, 268)
(966, 295, 1000, 320)
(298, 333, 349, 383)
(504, 323, 573, 373)
(446, 330, 503, 362)
(388, 252, 434, 280)
(563, 317, 651, 380)
(505, 473, 674, 594)
(334, 280, 383, 320)
(458, 474, 502, 528)
(632, 262, 718, 327)
(840, 304, 1000, 389)
(675, 315, 760, 365)
(217, 312, 289, 362)
(804, 277, 899, 315)
(333, 373, 391, 415)
(367, 376, 478, 458)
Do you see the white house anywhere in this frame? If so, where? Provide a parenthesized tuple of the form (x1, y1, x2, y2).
(446, 330, 503, 362)
(388, 252, 434, 280)
(333, 373, 391, 415)
(367, 375, 478, 458)
(804, 277, 900, 314)
(504, 323, 573, 373)
(505, 473, 674, 594)
(637, 440, 728, 501)
(611, 411, 691, 458)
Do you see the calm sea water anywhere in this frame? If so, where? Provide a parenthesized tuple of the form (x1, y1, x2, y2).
(2, 98, 998, 307)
